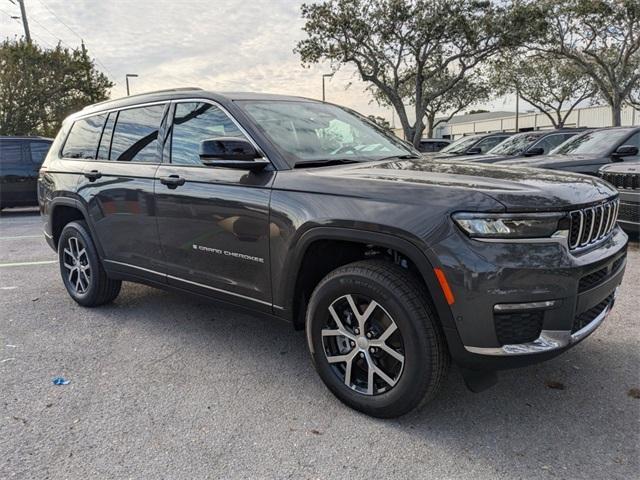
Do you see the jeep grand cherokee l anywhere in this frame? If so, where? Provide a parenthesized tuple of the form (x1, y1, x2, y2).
(39, 89, 628, 418)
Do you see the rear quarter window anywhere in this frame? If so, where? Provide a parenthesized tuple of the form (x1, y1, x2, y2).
(29, 141, 52, 164)
(0, 140, 23, 164)
(62, 114, 107, 159)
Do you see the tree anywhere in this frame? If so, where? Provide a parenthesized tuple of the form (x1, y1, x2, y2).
(467, 109, 490, 115)
(537, 0, 640, 126)
(0, 39, 113, 137)
(366, 115, 392, 131)
(491, 52, 597, 128)
(296, 0, 543, 147)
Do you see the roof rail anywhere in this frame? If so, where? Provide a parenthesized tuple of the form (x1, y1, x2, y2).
(83, 87, 204, 109)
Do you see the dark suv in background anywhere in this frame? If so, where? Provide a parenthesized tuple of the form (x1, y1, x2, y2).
(500, 127, 640, 174)
(1, 136, 52, 210)
(454, 129, 584, 163)
(599, 161, 639, 234)
(39, 89, 628, 417)
(433, 132, 512, 157)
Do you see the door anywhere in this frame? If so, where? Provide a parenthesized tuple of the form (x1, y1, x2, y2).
(154, 100, 275, 311)
(24, 140, 52, 204)
(74, 104, 168, 277)
(0, 139, 28, 206)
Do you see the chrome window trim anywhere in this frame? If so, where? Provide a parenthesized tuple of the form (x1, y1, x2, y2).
(167, 97, 272, 166)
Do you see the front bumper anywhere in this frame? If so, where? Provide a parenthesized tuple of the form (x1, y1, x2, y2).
(430, 225, 628, 370)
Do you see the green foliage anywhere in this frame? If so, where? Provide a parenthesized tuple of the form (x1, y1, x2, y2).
(0, 39, 113, 137)
(490, 51, 597, 128)
(296, 0, 544, 146)
(366, 115, 391, 131)
(536, 0, 640, 125)
(467, 109, 489, 115)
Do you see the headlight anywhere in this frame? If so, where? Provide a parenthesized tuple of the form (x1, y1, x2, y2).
(452, 212, 569, 239)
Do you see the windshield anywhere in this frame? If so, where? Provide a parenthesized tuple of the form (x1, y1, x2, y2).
(488, 133, 543, 155)
(236, 100, 413, 167)
(552, 129, 633, 155)
(438, 135, 480, 154)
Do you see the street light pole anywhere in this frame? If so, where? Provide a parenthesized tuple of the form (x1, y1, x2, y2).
(322, 73, 334, 102)
(125, 74, 139, 96)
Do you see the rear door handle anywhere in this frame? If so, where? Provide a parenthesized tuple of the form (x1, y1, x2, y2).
(84, 170, 102, 181)
(160, 175, 186, 189)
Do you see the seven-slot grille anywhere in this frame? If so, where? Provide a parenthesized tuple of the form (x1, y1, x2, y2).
(568, 199, 619, 250)
(600, 172, 639, 190)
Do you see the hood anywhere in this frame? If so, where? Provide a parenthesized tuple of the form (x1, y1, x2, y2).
(298, 158, 617, 212)
(498, 153, 605, 168)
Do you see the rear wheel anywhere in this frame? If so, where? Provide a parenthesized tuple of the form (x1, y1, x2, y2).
(306, 260, 449, 418)
(58, 221, 121, 307)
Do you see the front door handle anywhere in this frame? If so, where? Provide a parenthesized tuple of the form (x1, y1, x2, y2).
(160, 175, 186, 189)
(84, 170, 102, 181)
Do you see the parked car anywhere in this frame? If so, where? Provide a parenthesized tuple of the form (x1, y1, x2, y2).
(498, 127, 640, 175)
(0, 136, 52, 210)
(599, 161, 639, 234)
(417, 138, 450, 153)
(434, 132, 512, 157)
(40, 89, 628, 418)
(452, 129, 585, 163)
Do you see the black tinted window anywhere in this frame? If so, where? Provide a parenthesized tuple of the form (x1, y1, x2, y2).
(62, 114, 106, 159)
(171, 102, 245, 165)
(29, 142, 51, 163)
(0, 140, 22, 164)
(97, 112, 116, 160)
(111, 105, 165, 162)
(624, 132, 640, 148)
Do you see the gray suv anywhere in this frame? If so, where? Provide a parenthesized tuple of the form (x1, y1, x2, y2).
(39, 89, 628, 417)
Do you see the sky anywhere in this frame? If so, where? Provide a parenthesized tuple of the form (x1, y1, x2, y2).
(1, 0, 519, 126)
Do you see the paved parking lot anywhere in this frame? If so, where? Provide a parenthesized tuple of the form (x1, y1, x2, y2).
(1, 208, 638, 479)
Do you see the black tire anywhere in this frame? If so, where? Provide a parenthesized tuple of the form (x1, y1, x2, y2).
(58, 220, 121, 307)
(306, 260, 449, 418)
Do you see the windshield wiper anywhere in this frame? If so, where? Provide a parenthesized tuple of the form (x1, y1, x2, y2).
(378, 154, 421, 161)
(293, 158, 361, 168)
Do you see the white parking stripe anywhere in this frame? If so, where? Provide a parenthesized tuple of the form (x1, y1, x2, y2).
(0, 260, 56, 268)
(0, 235, 43, 240)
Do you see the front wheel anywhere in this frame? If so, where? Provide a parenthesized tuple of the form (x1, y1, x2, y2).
(58, 220, 121, 307)
(306, 260, 449, 418)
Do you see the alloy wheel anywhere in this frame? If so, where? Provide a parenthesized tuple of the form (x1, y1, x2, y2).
(322, 294, 405, 395)
(62, 236, 91, 294)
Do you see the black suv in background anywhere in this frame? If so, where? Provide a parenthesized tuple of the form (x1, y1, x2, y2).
(453, 129, 584, 164)
(39, 89, 628, 417)
(417, 138, 450, 153)
(499, 127, 640, 175)
(433, 132, 512, 157)
(1, 136, 52, 210)
(599, 161, 639, 234)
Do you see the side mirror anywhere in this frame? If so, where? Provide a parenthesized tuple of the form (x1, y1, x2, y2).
(612, 144, 639, 160)
(524, 146, 545, 157)
(466, 146, 482, 155)
(199, 137, 269, 170)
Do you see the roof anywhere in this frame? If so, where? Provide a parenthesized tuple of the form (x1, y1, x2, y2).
(0, 136, 53, 141)
(80, 88, 318, 117)
(436, 111, 515, 125)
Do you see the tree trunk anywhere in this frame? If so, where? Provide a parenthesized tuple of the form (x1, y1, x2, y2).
(611, 98, 622, 127)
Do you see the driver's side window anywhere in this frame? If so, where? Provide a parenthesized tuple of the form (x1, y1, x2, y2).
(171, 102, 246, 166)
(624, 132, 640, 149)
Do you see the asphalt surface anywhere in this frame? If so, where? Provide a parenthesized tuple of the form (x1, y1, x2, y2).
(1, 208, 638, 479)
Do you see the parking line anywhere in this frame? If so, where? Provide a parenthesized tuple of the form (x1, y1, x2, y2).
(0, 260, 56, 268)
(0, 235, 43, 240)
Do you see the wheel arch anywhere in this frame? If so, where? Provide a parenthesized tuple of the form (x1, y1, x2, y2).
(279, 227, 455, 333)
(49, 197, 105, 258)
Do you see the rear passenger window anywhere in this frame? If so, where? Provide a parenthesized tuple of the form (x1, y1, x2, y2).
(0, 141, 22, 164)
(110, 105, 165, 162)
(171, 102, 245, 165)
(62, 114, 107, 159)
(29, 142, 51, 164)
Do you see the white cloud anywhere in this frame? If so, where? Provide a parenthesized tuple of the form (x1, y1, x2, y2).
(1, 0, 519, 127)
